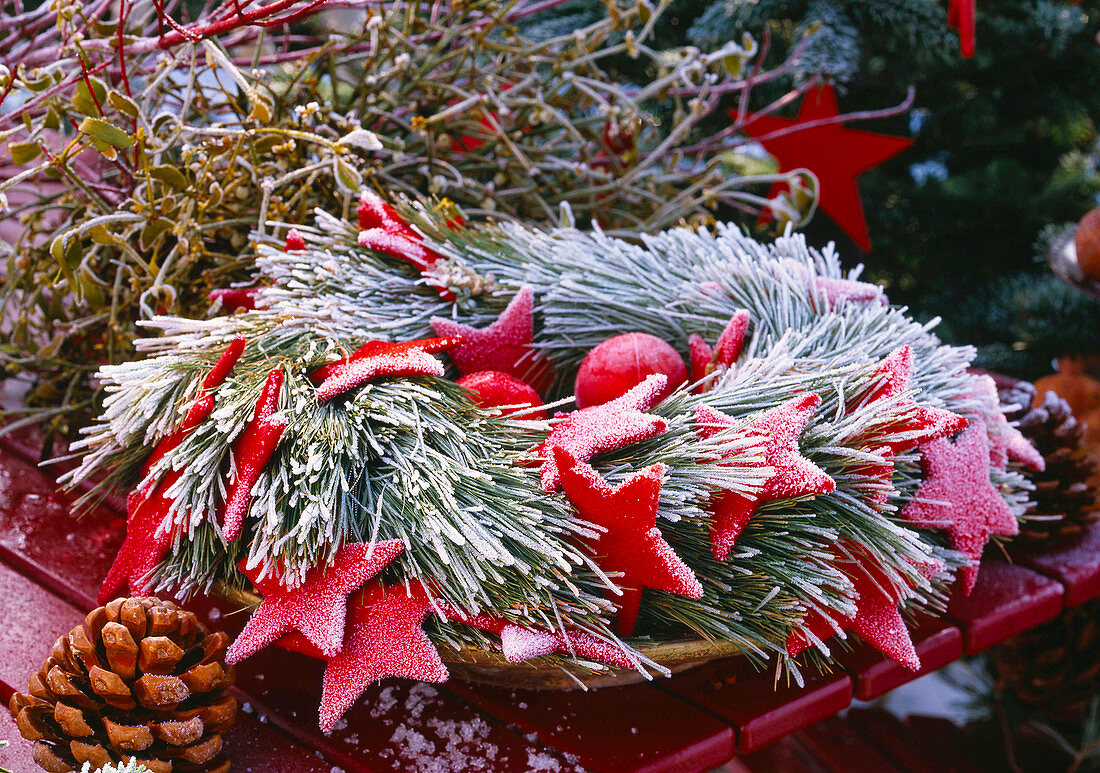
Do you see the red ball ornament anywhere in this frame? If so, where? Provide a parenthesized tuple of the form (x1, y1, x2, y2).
(457, 370, 547, 419)
(574, 333, 687, 408)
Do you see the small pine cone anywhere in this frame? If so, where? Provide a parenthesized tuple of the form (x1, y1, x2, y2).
(999, 384, 1100, 544)
(8, 597, 236, 773)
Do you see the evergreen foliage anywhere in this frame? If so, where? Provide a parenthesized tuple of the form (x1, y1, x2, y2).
(67, 203, 1032, 679)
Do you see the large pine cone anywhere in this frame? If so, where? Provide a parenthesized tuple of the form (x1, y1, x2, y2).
(992, 599, 1100, 723)
(999, 381, 1100, 543)
(8, 597, 236, 773)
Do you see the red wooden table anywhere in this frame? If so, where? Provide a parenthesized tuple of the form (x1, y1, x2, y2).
(1, 432, 1097, 773)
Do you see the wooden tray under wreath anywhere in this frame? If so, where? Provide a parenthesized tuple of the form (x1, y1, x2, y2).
(217, 585, 743, 690)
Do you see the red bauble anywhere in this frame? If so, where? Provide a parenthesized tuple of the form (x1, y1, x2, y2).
(574, 333, 687, 409)
(457, 370, 547, 419)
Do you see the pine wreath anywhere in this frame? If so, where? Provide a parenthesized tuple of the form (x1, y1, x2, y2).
(66, 194, 1042, 730)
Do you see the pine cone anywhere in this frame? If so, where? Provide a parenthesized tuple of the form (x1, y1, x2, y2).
(8, 597, 236, 773)
(992, 599, 1100, 723)
(999, 382, 1100, 543)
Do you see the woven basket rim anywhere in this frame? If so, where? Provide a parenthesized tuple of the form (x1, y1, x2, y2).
(214, 583, 744, 668)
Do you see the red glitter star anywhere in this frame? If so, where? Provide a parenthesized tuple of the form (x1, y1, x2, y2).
(227, 540, 405, 664)
(781, 258, 887, 309)
(220, 368, 287, 542)
(357, 192, 442, 274)
(857, 346, 968, 453)
(695, 394, 836, 561)
(209, 288, 261, 312)
(319, 581, 448, 732)
(99, 337, 246, 604)
(312, 336, 462, 402)
(536, 375, 668, 491)
(787, 547, 942, 670)
(555, 447, 702, 637)
(431, 286, 551, 390)
(499, 624, 634, 669)
(900, 419, 1019, 593)
(688, 311, 752, 393)
(970, 375, 1044, 472)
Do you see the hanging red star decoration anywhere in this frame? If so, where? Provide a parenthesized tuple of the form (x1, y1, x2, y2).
(854, 346, 968, 454)
(787, 546, 942, 670)
(900, 419, 1019, 593)
(555, 447, 702, 637)
(689, 310, 752, 391)
(431, 286, 552, 391)
(227, 540, 405, 664)
(319, 581, 448, 732)
(499, 624, 635, 669)
(695, 394, 836, 561)
(311, 336, 463, 402)
(536, 374, 668, 491)
(220, 368, 287, 542)
(739, 85, 914, 252)
(99, 337, 246, 604)
(970, 375, 1044, 472)
(948, 0, 976, 58)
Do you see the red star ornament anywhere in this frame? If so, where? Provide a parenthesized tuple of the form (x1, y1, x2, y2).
(357, 192, 454, 299)
(855, 346, 968, 453)
(536, 374, 668, 491)
(555, 447, 702, 637)
(787, 547, 942, 670)
(431, 285, 552, 391)
(695, 394, 836, 561)
(781, 259, 887, 310)
(209, 288, 261, 313)
(688, 311, 752, 392)
(312, 336, 463, 402)
(319, 581, 448, 732)
(99, 337, 246, 604)
(970, 374, 1044, 472)
(948, 0, 976, 58)
(227, 540, 405, 664)
(220, 368, 287, 542)
(900, 419, 1019, 593)
(740, 85, 914, 251)
(499, 624, 635, 669)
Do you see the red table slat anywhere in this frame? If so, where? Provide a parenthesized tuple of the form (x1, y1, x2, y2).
(719, 737, 822, 773)
(659, 658, 852, 754)
(0, 706, 42, 772)
(0, 560, 86, 701)
(840, 617, 962, 701)
(844, 708, 981, 773)
(0, 452, 123, 610)
(945, 560, 1064, 654)
(903, 715, 988, 773)
(232, 646, 584, 773)
(794, 715, 899, 773)
(447, 680, 736, 773)
(1017, 519, 1100, 607)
